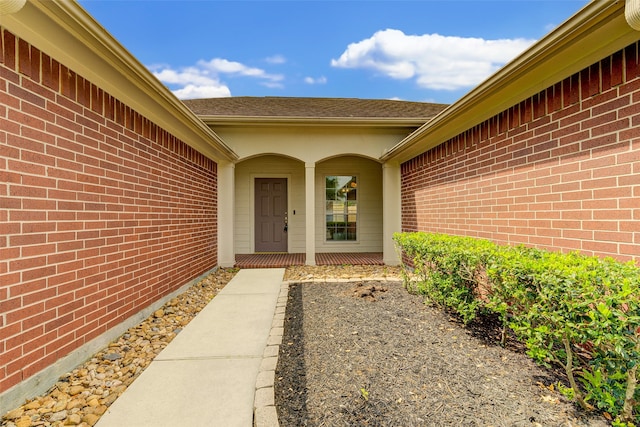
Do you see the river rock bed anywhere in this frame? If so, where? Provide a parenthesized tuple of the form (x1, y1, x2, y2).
(1, 268, 236, 427)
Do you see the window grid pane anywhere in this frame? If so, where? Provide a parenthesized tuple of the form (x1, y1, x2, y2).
(325, 176, 356, 241)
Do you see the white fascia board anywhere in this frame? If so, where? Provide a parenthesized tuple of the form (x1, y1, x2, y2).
(198, 115, 431, 129)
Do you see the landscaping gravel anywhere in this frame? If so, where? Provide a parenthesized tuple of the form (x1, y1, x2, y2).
(276, 279, 611, 427)
(3, 264, 613, 427)
(1, 268, 235, 427)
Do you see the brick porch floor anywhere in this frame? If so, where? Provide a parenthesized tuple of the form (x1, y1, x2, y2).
(234, 253, 384, 268)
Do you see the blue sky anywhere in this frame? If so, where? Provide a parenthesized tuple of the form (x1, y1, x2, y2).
(79, 1, 590, 104)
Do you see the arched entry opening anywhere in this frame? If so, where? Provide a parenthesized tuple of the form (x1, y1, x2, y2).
(234, 154, 305, 256)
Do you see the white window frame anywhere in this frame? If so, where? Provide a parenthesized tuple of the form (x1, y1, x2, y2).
(324, 175, 358, 243)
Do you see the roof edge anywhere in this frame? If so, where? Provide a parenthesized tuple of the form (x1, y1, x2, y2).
(381, 0, 634, 163)
(199, 115, 434, 128)
(2, 0, 238, 162)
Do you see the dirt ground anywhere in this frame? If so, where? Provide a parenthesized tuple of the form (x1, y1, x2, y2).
(275, 280, 610, 427)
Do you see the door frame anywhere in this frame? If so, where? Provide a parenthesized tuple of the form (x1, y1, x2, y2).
(250, 174, 291, 253)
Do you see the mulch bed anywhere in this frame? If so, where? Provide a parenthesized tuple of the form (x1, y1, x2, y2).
(275, 281, 610, 426)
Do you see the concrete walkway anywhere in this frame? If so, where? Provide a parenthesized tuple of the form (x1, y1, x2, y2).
(96, 268, 287, 427)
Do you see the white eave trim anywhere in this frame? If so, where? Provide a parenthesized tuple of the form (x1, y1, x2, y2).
(199, 115, 433, 128)
(381, 0, 635, 164)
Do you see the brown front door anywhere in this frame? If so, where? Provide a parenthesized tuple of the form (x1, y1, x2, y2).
(255, 178, 288, 252)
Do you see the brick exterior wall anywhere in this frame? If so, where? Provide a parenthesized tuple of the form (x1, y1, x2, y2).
(0, 28, 218, 393)
(402, 41, 640, 262)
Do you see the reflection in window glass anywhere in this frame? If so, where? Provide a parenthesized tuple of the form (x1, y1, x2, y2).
(325, 176, 357, 241)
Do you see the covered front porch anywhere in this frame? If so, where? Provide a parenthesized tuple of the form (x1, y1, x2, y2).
(197, 99, 444, 269)
(218, 152, 402, 267)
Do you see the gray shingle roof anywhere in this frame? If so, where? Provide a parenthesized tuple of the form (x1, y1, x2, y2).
(182, 96, 448, 119)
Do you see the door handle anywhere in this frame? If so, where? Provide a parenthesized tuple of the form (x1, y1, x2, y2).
(284, 212, 288, 232)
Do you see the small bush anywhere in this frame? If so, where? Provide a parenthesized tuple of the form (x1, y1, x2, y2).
(394, 232, 495, 323)
(394, 232, 640, 423)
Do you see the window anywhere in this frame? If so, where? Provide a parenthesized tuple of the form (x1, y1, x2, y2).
(325, 176, 357, 241)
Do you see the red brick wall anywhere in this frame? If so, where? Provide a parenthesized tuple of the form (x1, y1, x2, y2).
(0, 28, 218, 393)
(402, 42, 640, 262)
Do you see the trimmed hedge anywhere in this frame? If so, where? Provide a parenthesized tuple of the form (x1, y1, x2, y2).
(394, 232, 640, 425)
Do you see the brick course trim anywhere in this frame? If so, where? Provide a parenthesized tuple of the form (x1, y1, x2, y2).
(401, 41, 640, 261)
(0, 28, 218, 394)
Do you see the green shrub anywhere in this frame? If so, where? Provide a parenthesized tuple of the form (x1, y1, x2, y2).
(394, 232, 640, 423)
(394, 232, 495, 323)
(487, 248, 640, 419)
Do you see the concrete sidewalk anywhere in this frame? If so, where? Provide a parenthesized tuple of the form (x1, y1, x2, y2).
(96, 268, 287, 427)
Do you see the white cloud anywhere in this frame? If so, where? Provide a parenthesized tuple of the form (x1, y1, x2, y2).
(152, 67, 220, 86)
(331, 29, 535, 91)
(266, 55, 286, 64)
(150, 58, 284, 99)
(261, 81, 285, 89)
(304, 76, 327, 85)
(198, 58, 283, 82)
(151, 66, 231, 99)
(173, 84, 231, 99)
